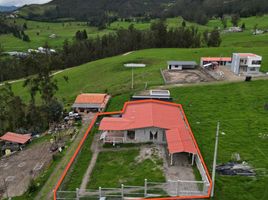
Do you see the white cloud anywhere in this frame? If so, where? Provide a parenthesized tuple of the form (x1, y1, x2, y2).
(0, 0, 51, 7)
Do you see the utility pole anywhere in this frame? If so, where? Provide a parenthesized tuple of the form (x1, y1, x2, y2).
(131, 66, 134, 89)
(211, 121, 220, 197)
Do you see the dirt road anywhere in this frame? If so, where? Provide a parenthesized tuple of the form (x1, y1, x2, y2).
(0, 142, 52, 198)
(34, 113, 95, 200)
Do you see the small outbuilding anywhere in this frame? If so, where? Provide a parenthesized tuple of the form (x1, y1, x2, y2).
(167, 61, 197, 70)
(0, 132, 31, 155)
(72, 93, 110, 112)
(132, 90, 172, 101)
(200, 57, 232, 67)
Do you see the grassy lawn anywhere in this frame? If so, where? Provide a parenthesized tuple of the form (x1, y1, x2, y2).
(87, 149, 165, 189)
(105, 79, 268, 200)
(60, 126, 97, 191)
(9, 47, 268, 106)
(0, 19, 112, 51)
(169, 81, 268, 200)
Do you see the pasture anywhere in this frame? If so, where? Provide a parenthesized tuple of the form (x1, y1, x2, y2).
(1, 15, 268, 51)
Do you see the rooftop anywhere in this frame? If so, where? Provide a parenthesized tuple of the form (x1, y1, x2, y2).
(235, 53, 260, 57)
(99, 100, 197, 155)
(201, 57, 232, 62)
(74, 93, 107, 104)
(167, 61, 197, 65)
(0, 132, 31, 144)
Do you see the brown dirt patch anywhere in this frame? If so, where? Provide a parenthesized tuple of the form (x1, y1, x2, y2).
(162, 69, 215, 84)
(0, 142, 53, 198)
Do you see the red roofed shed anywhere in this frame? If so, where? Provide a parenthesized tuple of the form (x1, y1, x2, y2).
(0, 132, 31, 144)
(72, 93, 110, 112)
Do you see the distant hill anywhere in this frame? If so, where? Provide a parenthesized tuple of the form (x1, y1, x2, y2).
(0, 6, 17, 12)
(18, 0, 268, 24)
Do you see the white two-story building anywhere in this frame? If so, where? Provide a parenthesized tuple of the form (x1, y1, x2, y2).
(231, 53, 262, 75)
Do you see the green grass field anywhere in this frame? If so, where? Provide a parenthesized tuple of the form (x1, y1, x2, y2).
(1, 14, 268, 200)
(9, 47, 268, 105)
(87, 149, 165, 189)
(6, 47, 267, 200)
(0, 19, 111, 51)
(105, 79, 268, 200)
(1, 15, 268, 51)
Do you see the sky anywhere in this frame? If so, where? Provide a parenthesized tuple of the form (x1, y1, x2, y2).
(0, 0, 51, 6)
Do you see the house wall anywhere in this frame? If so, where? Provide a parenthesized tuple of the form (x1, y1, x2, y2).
(124, 127, 165, 144)
(231, 54, 262, 75)
(168, 64, 196, 70)
(231, 54, 240, 75)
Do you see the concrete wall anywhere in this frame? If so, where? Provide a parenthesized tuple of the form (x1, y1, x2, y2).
(168, 64, 196, 70)
(231, 54, 262, 75)
(231, 54, 240, 74)
(123, 127, 165, 144)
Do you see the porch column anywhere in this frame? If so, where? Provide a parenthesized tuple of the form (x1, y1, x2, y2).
(191, 154, 195, 166)
(170, 153, 173, 165)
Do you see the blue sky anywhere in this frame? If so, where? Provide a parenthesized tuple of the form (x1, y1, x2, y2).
(0, 0, 50, 6)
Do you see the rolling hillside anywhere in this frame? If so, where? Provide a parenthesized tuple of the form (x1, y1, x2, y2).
(0, 6, 17, 12)
(10, 47, 268, 104)
(9, 47, 268, 200)
(18, 0, 268, 23)
(1, 15, 268, 52)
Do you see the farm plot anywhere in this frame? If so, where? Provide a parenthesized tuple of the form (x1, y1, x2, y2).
(0, 142, 52, 198)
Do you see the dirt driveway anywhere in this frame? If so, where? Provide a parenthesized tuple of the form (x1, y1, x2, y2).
(0, 142, 52, 198)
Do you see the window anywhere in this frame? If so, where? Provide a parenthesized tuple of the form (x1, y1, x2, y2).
(150, 131, 158, 140)
(127, 130, 135, 140)
(252, 60, 261, 65)
(249, 68, 256, 71)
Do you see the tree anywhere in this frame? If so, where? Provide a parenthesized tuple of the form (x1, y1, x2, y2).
(231, 14, 240, 26)
(241, 22, 246, 30)
(221, 16, 227, 28)
(0, 84, 25, 133)
(23, 55, 62, 130)
(207, 28, 222, 47)
(23, 22, 28, 30)
(150, 20, 167, 47)
(253, 24, 258, 34)
(22, 34, 30, 42)
(182, 20, 186, 27)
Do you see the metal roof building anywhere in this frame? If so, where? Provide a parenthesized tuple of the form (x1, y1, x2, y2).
(167, 61, 197, 70)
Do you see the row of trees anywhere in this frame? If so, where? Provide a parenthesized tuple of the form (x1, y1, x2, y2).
(0, 20, 221, 82)
(0, 54, 64, 134)
(0, 18, 30, 41)
(0, 20, 221, 133)
(62, 21, 221, 68)
(23, 0, 268, 25)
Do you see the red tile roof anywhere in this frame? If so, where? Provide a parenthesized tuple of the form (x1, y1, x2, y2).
(99, 101, 197, 154)
(74, 93, 107, 104)
(0, 132, 31, 144)
(201, 57, 232, 62)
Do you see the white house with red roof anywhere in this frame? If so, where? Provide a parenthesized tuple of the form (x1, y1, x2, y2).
(99, 100, 197, 165)
(200, 57, 232, 67)
(231, 53, 262, 75)
(72, 93, 110, 112)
